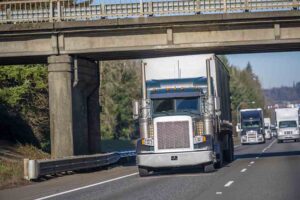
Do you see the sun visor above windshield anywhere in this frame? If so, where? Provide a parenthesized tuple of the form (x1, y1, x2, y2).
(149, 90, 202, 99)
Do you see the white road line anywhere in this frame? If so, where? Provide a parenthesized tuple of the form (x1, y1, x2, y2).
(262, 139, 276, 153)
(224, 180, 234, 187)
(35, 172, 139, 200)
(241, 168, 247, 173)
(216, 192, 222, 195)
(250, 161, 255, 164)
(248, 164, 251, 167)
(234, 144, 241, 148)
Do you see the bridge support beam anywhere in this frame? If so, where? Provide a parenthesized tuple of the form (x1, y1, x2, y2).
(48, 55, 101, 158)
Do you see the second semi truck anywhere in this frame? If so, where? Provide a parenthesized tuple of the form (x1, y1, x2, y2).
(133, 54, 233, 176)
(240, 108, 265, 144)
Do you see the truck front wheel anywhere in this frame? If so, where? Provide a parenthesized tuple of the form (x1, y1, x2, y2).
(224, 136, 234, 163)
(214, 150, 223, 169)
(138, 167, 150, 177)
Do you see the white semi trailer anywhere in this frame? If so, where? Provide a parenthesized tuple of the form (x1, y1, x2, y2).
(133, 54, 233, 176)
(275, 108, 300, 143)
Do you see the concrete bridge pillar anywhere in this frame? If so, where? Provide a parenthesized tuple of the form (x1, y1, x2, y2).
(48, 55, 101, 158)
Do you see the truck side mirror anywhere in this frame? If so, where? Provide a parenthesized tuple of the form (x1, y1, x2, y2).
(132, 100, 140, 120)
(236, 123, 242, 132)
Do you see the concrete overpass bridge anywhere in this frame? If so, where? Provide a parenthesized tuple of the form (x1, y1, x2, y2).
(1, 0, 300, 158)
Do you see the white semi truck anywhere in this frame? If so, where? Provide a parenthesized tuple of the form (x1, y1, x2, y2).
(133, 54, 233, 176)
(275, 108, 300, 143)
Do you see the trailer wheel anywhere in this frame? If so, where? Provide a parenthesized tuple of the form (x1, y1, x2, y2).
(138, 167, 150, 177)
(224, 135, 234, 163)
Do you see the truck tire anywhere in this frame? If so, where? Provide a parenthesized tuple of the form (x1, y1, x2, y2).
(214, 151, 223, 169)
(224, 136, 234, 163)
(277, 139, 282, 143)
(138, 167, 150, 177)
(204, 164, 215, 173)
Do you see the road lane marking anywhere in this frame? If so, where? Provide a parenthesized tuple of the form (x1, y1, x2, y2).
(262, 139, 276, 153)
(250, 161, 255, 164)
(248, 164, 251, 167)
(234, 145, 241, 148)
(35, 172, 138, 200)
(224, 181, 234, 187)
(216, 192, 222, 195)
(241, 168, 247, 173)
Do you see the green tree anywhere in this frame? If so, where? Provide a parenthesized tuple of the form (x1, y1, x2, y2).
(100, 60, 141, 140)
(0, 65, 50, 151)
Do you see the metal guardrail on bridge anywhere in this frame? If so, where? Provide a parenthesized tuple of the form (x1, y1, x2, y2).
(23, 150, 136, 180)
(0, 0, 299, 24)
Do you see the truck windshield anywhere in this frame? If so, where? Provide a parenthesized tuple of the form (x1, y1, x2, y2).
(279, 121, 297, 128)
(242, 121, 260, 129)
(152, 97, 199, 114)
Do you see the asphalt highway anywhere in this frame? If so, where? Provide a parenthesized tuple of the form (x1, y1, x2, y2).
(1, 138, 300, 200)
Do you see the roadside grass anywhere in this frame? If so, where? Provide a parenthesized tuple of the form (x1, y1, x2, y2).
(0, 160, 25, 189)
(0, 144, 50, 190)
(101, 138, 136, 152)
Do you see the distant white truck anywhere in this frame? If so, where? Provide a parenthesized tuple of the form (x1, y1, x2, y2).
(264, 118, 272, 140)
(275, 108, 300, 143)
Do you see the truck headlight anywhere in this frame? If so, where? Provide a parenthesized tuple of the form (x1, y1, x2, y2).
(193, 135, 206, 144)
(194, 121, 204, 136)
(148, 120, 154, 138)
(141, 138, 154, 146)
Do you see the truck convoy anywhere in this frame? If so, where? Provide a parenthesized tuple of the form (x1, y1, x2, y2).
(239, 108, 265, 144)
(264, 118, 272, 140)
(133, 54, 233, 177)
(275, 108, 300, 143)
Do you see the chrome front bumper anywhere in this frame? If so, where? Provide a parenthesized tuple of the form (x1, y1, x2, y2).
(278, 134, 300, 140)
(137, 150, 214, 168)
(241, 137, 264, 144)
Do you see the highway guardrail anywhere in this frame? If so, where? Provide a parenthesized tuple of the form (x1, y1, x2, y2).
(23, 150, 136, 180)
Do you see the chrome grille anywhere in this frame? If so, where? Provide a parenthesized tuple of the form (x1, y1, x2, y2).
(284, 131, 293, 135)
(156, 121, 190, 150)
(247, 131, 257, 139)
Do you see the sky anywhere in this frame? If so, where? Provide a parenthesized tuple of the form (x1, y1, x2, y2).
(226, 52, 300, 89)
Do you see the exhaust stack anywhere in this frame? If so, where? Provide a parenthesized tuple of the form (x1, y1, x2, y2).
(140, 62, 148, 138)
(204, 58, 215, 136)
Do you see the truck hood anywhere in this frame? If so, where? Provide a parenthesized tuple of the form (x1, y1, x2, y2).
(241, 128, 262, 135)
(278, 127, 298, 132)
